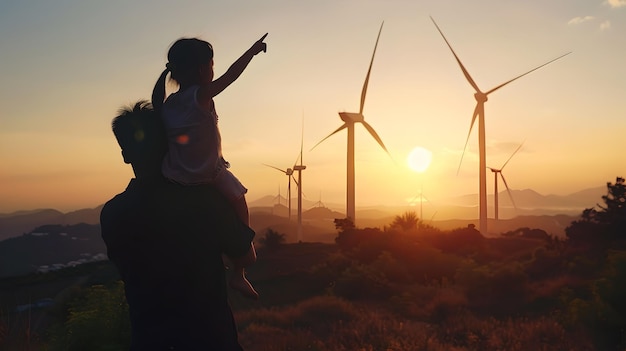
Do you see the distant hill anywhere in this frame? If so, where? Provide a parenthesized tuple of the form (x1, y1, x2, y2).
(0, 206, 102, 241)
(0, 186, 604, 242)
(0, 209, 582, 279)
(0, 223, 106, 278)
(445, 187, 605, 211)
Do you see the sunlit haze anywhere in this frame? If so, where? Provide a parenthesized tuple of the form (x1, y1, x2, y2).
(0, 0, 624, 213)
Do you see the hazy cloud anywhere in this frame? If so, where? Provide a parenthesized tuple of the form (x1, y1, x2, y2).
(605, 0, 626, 8)
(600, 20, 611, 30)
(568, 16, 595, 25)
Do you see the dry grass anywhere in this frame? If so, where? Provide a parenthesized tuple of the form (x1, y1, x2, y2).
(235, 295, 595, 351)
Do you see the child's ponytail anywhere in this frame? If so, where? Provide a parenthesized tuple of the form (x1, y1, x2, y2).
(152, 67, 170, 113)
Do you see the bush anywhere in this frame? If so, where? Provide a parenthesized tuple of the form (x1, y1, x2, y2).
(259, 228, 286, 250)
(46, 282, 130, 351)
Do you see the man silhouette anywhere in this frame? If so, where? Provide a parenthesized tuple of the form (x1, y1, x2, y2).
(101, 100, 254, 350)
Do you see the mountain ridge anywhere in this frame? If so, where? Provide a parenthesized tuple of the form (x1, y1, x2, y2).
(0, 186, 605, 241)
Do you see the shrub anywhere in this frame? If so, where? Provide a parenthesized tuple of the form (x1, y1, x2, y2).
(259, 228, 286, 250)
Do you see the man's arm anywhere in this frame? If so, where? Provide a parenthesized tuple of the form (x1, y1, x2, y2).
(197, 33, 267, 103)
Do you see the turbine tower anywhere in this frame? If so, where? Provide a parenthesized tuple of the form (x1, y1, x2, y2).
(488, 143, 523, 220)
(430, 16, 570, 234)
(293, 122, 306, 242)
(311, 21, 391, 224)
(264, 164, 296, 220)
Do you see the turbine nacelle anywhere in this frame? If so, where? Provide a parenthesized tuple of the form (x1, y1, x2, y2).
(474, 92, 488, 103)
(339, 112, 364, 123)
(293, 165, 306, 171)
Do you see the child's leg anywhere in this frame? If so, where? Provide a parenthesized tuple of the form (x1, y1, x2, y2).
(233, 194, 250, 226)
(228, 195, 259, 299)
(230, 195, 256, 266)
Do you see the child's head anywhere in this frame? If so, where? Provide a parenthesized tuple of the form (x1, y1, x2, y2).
(152, 38, 214, 112)
(167, 38, 214, 86)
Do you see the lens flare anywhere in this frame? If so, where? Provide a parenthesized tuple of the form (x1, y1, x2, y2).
(176, 134, 190, 145)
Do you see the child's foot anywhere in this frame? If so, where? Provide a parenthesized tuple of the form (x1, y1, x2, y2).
(229, 275, 259, 300)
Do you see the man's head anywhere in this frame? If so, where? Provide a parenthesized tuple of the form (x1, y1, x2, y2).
(112, 100, 167, 177)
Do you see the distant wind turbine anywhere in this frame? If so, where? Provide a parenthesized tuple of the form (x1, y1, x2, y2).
(430, 16, 570, 234)
(410, 186, 433, 221)
(311, 191, 326, 209)
(274, 185, 282, 206)
(263, 164, 296, 220)
(264, 120, 306, 241)
(488, 143, 523, 220)
(311, 21, 391, 224)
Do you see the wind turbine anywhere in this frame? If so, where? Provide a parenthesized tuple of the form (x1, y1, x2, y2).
(263, 164, 296, 220)
(274, 185, 282, 206)
(410, 185, 434, 222)
(293, 122, 306, 242)
(488, 143, 523, 220)
(313, 191, 325, 209)
(311, 21, 391, 224)
(430, 16, 570, 234)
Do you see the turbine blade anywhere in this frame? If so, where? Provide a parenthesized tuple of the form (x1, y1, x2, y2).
(360, 21, 384, 115)
(415, 192, 431, 203)
(263, 163, 287, 174)
(485, 52, 571, 95)
(292, 149, 301, 169)
(457, 104, 480, 175)
(300, 117, 304, 166)
(500, 173, 517, 209)
(430, 210, 438, 222)
(501, 142, 524, 169)
(291, 176, 307, 198)
(361, 121, 390, 156)
(310, 123, 348, 151)
(430, 16, 481, 93)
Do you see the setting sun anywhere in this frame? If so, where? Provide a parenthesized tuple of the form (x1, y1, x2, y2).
(407, 146, 432, 173)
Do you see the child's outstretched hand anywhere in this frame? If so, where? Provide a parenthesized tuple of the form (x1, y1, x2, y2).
(251, 33, 268, 55)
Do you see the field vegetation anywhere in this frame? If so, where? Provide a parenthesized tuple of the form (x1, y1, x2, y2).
(1, 178, 625, 350)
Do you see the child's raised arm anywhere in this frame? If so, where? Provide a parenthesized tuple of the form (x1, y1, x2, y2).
(197, 33, 267, 104)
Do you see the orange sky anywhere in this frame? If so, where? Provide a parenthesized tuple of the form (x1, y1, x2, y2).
(0, 0, 624, 213)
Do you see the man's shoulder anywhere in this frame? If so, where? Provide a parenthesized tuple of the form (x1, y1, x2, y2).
(100, 190, 132, 226)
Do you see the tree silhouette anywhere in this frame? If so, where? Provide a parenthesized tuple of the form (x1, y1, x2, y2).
(390, 211, 419, 231)
(259, 228, 286, 250)
(334, 218, 355, 233)
(566, 177, 626, 247)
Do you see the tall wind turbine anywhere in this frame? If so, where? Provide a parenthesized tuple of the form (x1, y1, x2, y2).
(430, 16, 570, 234)
(293, 122, 306, 242)
(488, 143, 523, 220)
(311, 21, 391, 224)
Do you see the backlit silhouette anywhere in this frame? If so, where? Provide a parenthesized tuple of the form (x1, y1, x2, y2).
(263, 164, 296, 221)
(430, 16, 570, 234)
(265, 119, 306, 241)
(488, 142, 523, 220)
(311, 21, 391, 224)
(294, 122, 306, 242)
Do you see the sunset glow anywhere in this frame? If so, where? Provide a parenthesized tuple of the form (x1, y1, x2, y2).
(0, 1, 624, 213)
(407, 146, 432, 173)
